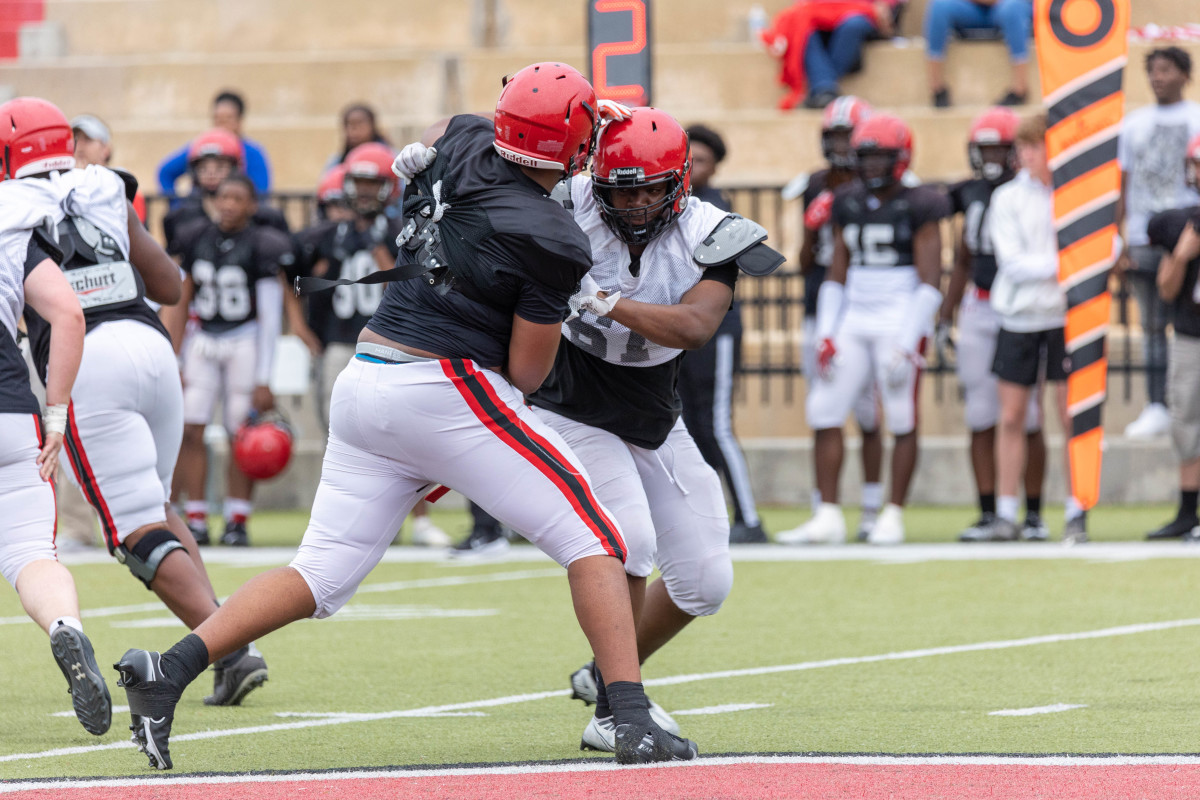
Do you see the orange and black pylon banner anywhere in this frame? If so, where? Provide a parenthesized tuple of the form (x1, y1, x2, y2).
(1034, 0, 1129, 511)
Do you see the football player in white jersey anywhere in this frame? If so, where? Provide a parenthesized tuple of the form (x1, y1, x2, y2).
(800, 113, 949, 545)
(4, 97, 269, 707)
(0, 116, 102, 735)
(523, 108, 783, 751)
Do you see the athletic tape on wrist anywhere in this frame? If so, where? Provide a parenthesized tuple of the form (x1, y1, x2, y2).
(44, 404, 68, 436)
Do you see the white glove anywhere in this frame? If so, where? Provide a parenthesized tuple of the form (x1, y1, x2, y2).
(567, 274, 621, 320)
(934, 320, 954, 365)
(885, 346, 925, 389)
(392, 143, 437, 182)
(597, 99, 633, 123)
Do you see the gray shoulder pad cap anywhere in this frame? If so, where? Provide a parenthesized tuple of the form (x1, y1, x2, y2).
(549, 179, 573, 210)
(693, 214, 768, 267)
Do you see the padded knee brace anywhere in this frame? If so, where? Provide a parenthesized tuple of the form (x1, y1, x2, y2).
(116, 528, 185, 589)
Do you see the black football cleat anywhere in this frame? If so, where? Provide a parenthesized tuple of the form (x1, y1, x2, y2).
(114, 649, 181, 770)
(1146, 514, 1199, 541)
(50, 626, 112, 736)
(204, 647, 268, 706)
(614, 720, 698, 764)
(221, 520, 249, 547)
(729, 522, 769, 544)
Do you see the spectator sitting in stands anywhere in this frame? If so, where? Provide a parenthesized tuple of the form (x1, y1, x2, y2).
(760, 0, 901, 110)
(157, 90, 272, 196)
(924, 0, 1033, 108)
(325, 103, 391, 171)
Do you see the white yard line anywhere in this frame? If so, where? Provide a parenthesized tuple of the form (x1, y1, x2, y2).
(672, 703, 773, 716)
(3, 753, 1200, 793)
(989, 704, 1087, 717)
(7, 616, 1200, 765)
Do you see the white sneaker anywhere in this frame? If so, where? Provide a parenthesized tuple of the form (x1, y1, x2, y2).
(410, 516, 452, 547)
(867, 503, 905, 545)
(580, 702, 680, 752)
(776, 503, 846, 545)
(1124, 403, 1170, 439)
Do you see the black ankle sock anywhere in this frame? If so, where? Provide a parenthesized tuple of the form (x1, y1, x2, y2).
(980, 493, 996, 515)
(605, 680, 651, 727)
(214, 645, 249, 670)
(1025, 496, 1042, 517)
(160, 633, 210, 687)
(1181, 490, 1199, 519)
(593, 664, 611, 719)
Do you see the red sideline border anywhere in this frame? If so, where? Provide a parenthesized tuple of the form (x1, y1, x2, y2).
(4, 754, 1200, 799)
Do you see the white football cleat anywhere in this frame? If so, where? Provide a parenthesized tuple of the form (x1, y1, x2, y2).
(580, 702, 680, 752)
(410, 516, 452, 547)
(776, 503, 846, 545)
(867, 503, 905, 546)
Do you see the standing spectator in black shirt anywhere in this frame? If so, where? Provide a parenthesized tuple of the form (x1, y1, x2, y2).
(675, 124, 768, 544)
(1146, 135, 1200, 540)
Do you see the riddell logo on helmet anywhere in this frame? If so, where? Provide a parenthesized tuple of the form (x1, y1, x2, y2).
(503, 152, 541, 167)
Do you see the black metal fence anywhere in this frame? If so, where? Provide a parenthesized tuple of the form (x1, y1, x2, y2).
(145, 186, 1152, 404)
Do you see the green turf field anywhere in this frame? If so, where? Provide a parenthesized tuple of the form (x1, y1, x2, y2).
(3, 505, 1199, 780)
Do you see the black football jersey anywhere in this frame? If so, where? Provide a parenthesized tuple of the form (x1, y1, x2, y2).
(1148, 206, 1200, 338)
(832, 183, 950, 270)
(949, 178, 1001, 291)
(23, 214, 169, 384)
(802, 169, 836, 317)
(365, 115, 591, 368)
(164, 196, 290, 257)
(294, 215, 404, 346)
(177, 220, 293, 333)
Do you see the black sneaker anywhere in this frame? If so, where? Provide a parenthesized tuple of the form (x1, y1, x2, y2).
(450, 525, 509, 558)
(729, 522, 768, 544)
(614, 720, 698, 764)
(1020, 513, 1050, 542)
(204, 646, 268, 706)
(1146, 514, 1199, 540)
(997, 90, 1027, 106)
(187, 520, 210, 546)
(221, 520, 249, 547)
(51, 626, 112, 736)
(1063, 514, 1089, 545)
(114, 650, 181, 770)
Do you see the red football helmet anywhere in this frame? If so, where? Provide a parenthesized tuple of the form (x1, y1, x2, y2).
(851, 113, 913, 191)
(0, 96, 75, 180)
(187, 128, 245, 168)
(821, 96, 872, 169)
(493, 62, 598, 177)
(232, 412, 293, 481)
(316, 164, 348, 204)
(342, 142, 398, 210)
(591, 107, 691, 246)
(968, 106, 1019, 184)
(1187, 133, 1200, 191)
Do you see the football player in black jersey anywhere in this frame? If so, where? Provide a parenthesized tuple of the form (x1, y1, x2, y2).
(780, 97, 886, 544)
(939, 107, 1050, 543)
(169, 174, 293, 548)
(0, 103, 103, 736)
(115, 63, 696, 770)
(6, 97, 271, 706)
(801, 113, 949, 545)
(290, 144, 450, 547)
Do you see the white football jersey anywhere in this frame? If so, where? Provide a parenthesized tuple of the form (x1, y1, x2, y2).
(564, 175, 729, 368)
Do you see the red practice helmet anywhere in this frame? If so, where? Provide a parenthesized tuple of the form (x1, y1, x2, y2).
(0, 96, 75, 180)
(316, 164, 348, 204)
(232, 413, 293, 481)
(493, 62, 598, 177)
(1187, 133, 1200, 191)
(187, 128, 245, 168)
(342, 142, 398, 206)
(821, 96, 872, 169)
(968, 106, 1019, 184)
(591, 107, 691, 246)
(851, 113, 913, 191)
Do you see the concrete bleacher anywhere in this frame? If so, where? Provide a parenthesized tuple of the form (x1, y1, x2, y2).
(4, 0, 1199, 507)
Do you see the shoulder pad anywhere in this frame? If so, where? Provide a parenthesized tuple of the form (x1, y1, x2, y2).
(694, 215, 784, 277)
(108, 167, 139, 202)
(549, 179, 573, 210)
(781, 172, 810, 201)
